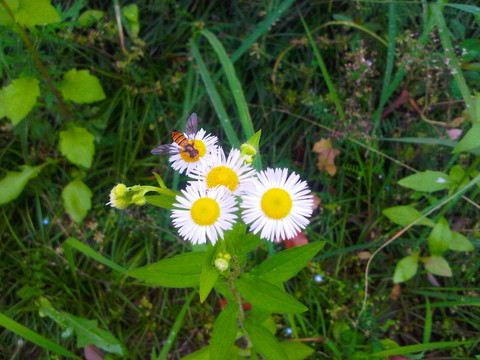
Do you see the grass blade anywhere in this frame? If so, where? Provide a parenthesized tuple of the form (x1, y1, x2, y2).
(190, 40, 240, 148)
(0, 312, 81, 359)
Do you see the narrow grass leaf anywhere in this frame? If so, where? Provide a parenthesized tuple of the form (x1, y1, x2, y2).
(62, 237, 127, 274)
(382, 206, 435, 227)
(235, 274, 308, 314)
(442, 4, 480, 17)
(128, 252, 206, 287)
(156, 292, 195, 360)
(190, 40, 240, 148)
(424, 297, 432, 344)
(210, 302, 239, 360)
(279, 341, 314, 360)
(368, 341, 471, 357)
(244, 319, 288, 360)
(199, 244, 220, 302)
(250, 242, 325, 283)
(0, 312, 81, 359)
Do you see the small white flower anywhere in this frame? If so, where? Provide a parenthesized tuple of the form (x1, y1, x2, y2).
(241, 168, 313, 242)
(189, 147, 256, 195)
(169, 129, 218, 175)
(171, 183, 238, 244)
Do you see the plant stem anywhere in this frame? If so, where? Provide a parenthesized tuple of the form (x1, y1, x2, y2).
(227, 257, 245, 323)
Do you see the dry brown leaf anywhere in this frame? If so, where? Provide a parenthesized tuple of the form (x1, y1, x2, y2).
(312, 138, 341, 176)
(390, 283, 401, 301)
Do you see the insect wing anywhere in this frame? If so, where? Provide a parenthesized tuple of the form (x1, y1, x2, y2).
(151, 144, 175, 155)
(185, 113, 198, 136)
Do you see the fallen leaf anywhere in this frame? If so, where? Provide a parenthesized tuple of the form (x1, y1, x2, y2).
(284, 232, 309, 249)
(390, 283, 401, 301)
(312, 138, 341, 176)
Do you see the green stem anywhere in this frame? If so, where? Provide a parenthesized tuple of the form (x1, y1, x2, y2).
(0, 0, 72, 122)
(227, 257, 245, 323)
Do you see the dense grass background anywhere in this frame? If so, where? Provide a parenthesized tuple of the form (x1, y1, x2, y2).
(1, 0, 480, 358)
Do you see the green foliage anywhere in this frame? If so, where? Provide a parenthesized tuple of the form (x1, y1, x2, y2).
(0, 77, 40, 125)
(59, 69, 106, 104)
(210, 302, 239, 360)
(382, 205, 435, 227)
(244, 319, 288, 360)
(78, 9, 105, 27)
(422, 255, 453, 277)
(59, 126, 95, 168)
(398, 171, 452, 193)
(61, 178, 92, 223)
(0, 163, 47, 204)
(0, 0, 60, 27)
(393, 252, 419, 283)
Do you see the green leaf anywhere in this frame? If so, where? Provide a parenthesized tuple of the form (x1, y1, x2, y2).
(393, 252, 419, 283)
(382, 206, 435, 227)
(78, 10, 105, 27)
(0, 0, 19, 27)
(453, 124, 480, 153)
(14, 0, 60, 27)
(144, 194, 176, 209)
(0, 164, 47, 205)
(0, 312, 81, 359)
(59, 126, 95, 168)
(428, 217, 451, 255)
(210, 302, 239, 360)
(235, 275, 308, 314)
(127, 252, 206, 288)
(199, 244, 220, 302)
(181, 346, 210, 360)
(62, 178, 92, 223)
(423, 255, 452, 277)
(0, 77, 40, 125)
(244, 319, 288, 360)
(224, 224, 262, 255)
(398, 171, 451, 192)
(449, 231, 474, 252)
(59, 69, 106, 104)
(279, 341, 314, 360)
(250, 242, 325, 283)
(121, 4, 139, 37)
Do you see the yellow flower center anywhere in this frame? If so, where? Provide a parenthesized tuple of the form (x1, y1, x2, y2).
(180, 140, 207, 162)
(190, 198, 220, 225)
(206, 166, 239, 191)
(261, 188, 292, 219)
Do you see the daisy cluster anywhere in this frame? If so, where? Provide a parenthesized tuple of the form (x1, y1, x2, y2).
(169, 126, 314, 245)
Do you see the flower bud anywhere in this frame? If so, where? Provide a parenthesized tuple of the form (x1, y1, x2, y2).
(108, 184, 130, 209)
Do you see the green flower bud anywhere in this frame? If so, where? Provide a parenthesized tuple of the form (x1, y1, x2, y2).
(108, 184, 130, 209)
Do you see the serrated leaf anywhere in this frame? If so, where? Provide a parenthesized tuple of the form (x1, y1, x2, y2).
(449, 231, 474, 252)
(15, 0, 60, 27)
(127, 252, 206, 288)
(78, 10, 105, 27)
(59, 69, 106, 104)
(393, 253, 419, 283)
(235, 275, 308, 314)
(279, 341, 314, 360)
(398, 171, 451, 192)
(199, 244, 220, 302)
(250, 242, 325, 283)
(62, 178, 92, 223)
(453, 124, 480, 153)
(423, 256, 453, 277)
(0, 77, 40, 125)
(428, 217, 451, 255)
(244, 319, 288, 360)
(382, 206, 435, 227)
(210, 302, 239, 360)
(0, 164, 46, 205)
(59, 126, 95, 168)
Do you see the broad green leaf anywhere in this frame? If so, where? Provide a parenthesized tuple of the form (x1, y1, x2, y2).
(235, 275, 308, 314)
(144, 194, 176, 209)
(181, 346, 210, 360)
(62, 178, 92, 223)
(199, 244, 220, 302)
(78, 10, 105, 27)
(453, 124, 480, 153)
(279, 341, 314, 360)
(127, 252, 206, 288)
(250, 242, 325, 283)
(14, 0, 60, 27)
(393, 252, 419, 283)
(428, 217, 451, 255)
(121, 4, 139, 37)
(423, 256, 452, 277)
(449, 231, 474, 252)
(244, 319, 288, 360)
(0, 77, 40, 125)
(0, 0, 19, 27)
(398, 171, 451, 192)
(224, 224, 262, 255)
(0, 313, 80, 359)
(59, 126, 95, 168)
(0, 164, 46, 205)
(59, 69, 106, 104)
(210, 302, 239, 360)
(382, 206, 435, 227)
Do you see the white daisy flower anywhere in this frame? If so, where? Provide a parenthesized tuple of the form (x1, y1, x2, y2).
(169, 128, 218, 175)
(171, 183, 238, 245)
(189, 147, 256, 195)
(241, 168, 313, 242)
